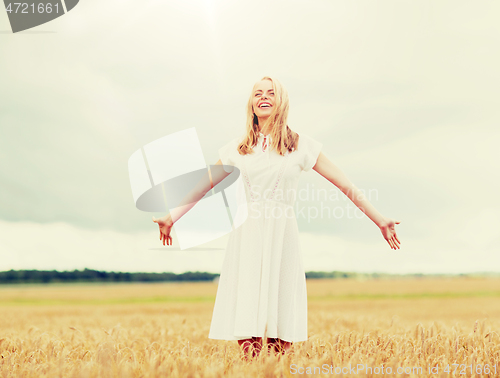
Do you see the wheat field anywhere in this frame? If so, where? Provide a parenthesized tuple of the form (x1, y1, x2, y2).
(1, 277, 500, 377)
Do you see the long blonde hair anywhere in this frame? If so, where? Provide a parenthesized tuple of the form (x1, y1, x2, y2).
(237, 76, 299, 156)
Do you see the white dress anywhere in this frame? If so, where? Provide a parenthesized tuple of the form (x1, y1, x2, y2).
(208, 131, 323, 343)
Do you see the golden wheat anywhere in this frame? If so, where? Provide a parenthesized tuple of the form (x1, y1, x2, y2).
(0, 277, 499, 377)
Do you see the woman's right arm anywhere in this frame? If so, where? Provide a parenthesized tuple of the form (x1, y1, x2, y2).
(152, 159, 231, 246)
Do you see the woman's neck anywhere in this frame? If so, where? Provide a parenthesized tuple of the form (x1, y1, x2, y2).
(257, 120, 272, 136)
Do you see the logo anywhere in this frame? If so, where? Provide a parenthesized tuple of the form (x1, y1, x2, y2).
(128, 127, 248, 250)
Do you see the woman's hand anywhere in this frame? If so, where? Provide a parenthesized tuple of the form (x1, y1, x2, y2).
(152, 215, 174, 246)
(379, 217, 401, 250)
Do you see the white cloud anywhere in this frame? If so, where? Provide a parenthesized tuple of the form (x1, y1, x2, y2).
(0, 219, 227, 273)
(1, 217, 498, 275)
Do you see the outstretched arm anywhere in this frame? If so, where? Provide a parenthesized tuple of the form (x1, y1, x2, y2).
(312, 152, 401, 250)
(152, 159, 231, 246)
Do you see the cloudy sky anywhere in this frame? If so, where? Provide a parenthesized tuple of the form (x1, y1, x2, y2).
(0, 0, 499, 274)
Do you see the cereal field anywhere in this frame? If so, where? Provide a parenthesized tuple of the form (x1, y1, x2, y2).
(1, 277, 500, 377)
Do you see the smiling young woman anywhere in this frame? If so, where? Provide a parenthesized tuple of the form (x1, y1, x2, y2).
(153, 76, 401, 359)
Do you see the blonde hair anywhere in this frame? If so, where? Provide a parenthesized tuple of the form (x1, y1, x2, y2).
(237, 76, 299, 156)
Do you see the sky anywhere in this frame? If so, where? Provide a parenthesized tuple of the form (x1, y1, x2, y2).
(0, 0, 499, 274)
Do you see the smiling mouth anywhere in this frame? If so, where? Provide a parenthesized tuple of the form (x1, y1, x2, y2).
(259, 103, 272, 108)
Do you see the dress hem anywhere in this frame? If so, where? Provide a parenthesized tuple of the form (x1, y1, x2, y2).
(208, 334, 308, 343)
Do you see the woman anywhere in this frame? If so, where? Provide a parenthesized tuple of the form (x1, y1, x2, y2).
(153, 76, 401, 359)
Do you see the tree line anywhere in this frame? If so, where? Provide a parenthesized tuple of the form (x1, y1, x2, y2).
(0, 269, 496, 284)
(0, 269, 218, 284)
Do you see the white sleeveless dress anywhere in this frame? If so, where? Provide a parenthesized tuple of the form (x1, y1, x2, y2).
(208, 132, 323, 343)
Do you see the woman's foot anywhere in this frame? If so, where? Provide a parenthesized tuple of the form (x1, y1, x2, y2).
(266, 338, 292, 356)
(238, 337, 263, 359)
(238, 337, 292, 359)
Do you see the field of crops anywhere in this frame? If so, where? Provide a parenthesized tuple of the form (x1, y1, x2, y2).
(1, 277, 500, 377)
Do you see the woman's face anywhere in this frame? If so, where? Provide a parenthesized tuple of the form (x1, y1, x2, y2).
(252, 79, 275, 122)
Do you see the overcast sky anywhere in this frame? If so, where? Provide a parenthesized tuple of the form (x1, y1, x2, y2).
(1, 0, 499, 274)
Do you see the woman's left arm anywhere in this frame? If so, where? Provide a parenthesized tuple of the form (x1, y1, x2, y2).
(312, 152, 402, 250)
